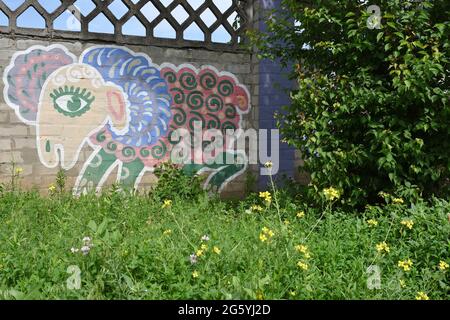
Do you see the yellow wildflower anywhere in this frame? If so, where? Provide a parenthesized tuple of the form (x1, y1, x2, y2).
(378, 191, 389, 199)
(439, 260, 449, 271)
(196, 249, 204, 257)
(262, 227, 274, 237)
(260, 192, 272, 204)
(260, 191, 271, 198)
(284, 220, 290, 225)
(192, 271, 199, 278)
(297, 261, 308, 270)
(295, 244, 311, 259)
(399, 279, 406, 288)
(259, 191, 272, 203)
(295, 245, 308, 254)
(296, 211, 305, 218)
(392, 198, 404, 205)
(323, 187, 340, 201)
(398, 259, 413, 272)
(376, 242, 390, 254)
(48, 184, 56, 192)
(289, 291, 297, 297)
(415, 292, 429, 300)
(15, 167, 23, 175)
(260, 227, 274, 242)
(213, 246, 221, 255)
(163, 229, 172, 236)
(264, 161, 273, 169)
(162, 199, 172, 209)
(367, 219, 378, 227)
(251, 205, 264, 212)
(401, 219, 414, 230)
(259, 233, 268, 242)
(256, 290, 264, 300)
(201, 244, 208, 251)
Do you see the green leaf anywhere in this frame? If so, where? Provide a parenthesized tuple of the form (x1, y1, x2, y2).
(386, 22, 396, 28)
(376, 32, 384, 42)
(388, 173, 396, 182)
(405, 80, 411, 89)
(88, 220, 97, 232)
(123, 275, 135, 291)
(97, 218, 108, 236)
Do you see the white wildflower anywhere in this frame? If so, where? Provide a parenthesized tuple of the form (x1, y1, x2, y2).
(83, 236, 92, 245)
(190, 254, 198, 265)
(81, 246, 91, 255)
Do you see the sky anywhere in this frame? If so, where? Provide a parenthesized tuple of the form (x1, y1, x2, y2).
(0, 0, 238, 43)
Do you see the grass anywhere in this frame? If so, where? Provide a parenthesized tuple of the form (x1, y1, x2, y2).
(0, 184, 448, 300)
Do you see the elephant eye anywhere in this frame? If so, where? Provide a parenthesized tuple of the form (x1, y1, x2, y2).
(50, 86, 95, 118)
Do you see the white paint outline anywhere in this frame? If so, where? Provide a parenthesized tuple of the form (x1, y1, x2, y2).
(2, 44, 77, 126)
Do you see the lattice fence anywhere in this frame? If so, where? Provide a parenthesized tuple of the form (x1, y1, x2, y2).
(0, 0, 251, 52)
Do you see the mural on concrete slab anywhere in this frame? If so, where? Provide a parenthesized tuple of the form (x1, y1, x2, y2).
(3, 45, 250, 194)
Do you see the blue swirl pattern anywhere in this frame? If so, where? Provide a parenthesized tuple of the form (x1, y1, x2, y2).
(82, 47, 172, 148)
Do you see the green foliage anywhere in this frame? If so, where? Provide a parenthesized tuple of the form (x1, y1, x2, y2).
(245, 170, 258, 194)
(7, 162, 23, 192)
(55, 169, 66, 194)
(152, 162, 205, 201)
(251, 0, 450, 206)
(0, 189, 448, 299)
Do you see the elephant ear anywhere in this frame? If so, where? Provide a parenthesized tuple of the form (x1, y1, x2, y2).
(3, 45, 76, 125)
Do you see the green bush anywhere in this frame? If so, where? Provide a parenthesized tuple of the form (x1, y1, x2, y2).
(152, 162, 205, 201)
(251, 0, 450, 206)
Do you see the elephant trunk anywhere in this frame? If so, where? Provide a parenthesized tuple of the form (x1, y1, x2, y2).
(37, 130, 86, 170)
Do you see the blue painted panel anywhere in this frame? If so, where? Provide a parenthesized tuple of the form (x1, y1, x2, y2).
(258, 2, 295, 189)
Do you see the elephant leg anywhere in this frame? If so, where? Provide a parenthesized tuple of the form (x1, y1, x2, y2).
(74, 148, 119, 195)
(183, 151, 247, 192)
(207, 162, 246, 192)
(118, 158, 145, 190)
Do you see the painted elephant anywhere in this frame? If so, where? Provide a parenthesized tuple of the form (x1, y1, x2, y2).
(3, 45, 251, 194)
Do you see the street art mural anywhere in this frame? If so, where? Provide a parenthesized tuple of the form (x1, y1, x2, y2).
(3, 45, 251, 194)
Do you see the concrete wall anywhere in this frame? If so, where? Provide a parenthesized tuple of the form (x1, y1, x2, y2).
(0, 37, 258, 197)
